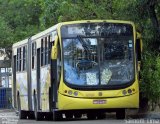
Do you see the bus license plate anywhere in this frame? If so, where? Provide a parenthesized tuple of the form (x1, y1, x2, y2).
(93, 100, 106, 104)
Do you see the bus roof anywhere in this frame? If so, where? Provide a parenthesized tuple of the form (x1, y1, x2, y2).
(12, 24, 59, 48)
(12, 20, 135, 48)
(60, 20, 134, 26)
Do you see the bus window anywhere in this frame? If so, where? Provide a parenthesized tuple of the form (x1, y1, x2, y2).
(45, 37, 49, 65)
(62, 23, 134, 87)
(48, 35, 51, 63)
(99, 38, 134, 85)
(41, 37, 50, 66)
(41, 39, 44, 66)
(22, 46, 27, 71)
(63, 38, 99, 85)
(16, 48, 19, 71)
(32, 42, 36, 69)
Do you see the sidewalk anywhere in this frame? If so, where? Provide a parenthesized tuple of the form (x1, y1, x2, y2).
(0, 109, 14, 113)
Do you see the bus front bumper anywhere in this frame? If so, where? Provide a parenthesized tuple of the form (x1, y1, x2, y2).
(58, 92, 139, 110)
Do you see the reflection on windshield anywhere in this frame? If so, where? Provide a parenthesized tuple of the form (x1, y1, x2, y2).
(63, 38, 99, 85)
(63, 36, 134, 86)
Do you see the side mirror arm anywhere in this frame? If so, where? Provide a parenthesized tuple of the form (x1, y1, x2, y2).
(51, 36, 58, 60)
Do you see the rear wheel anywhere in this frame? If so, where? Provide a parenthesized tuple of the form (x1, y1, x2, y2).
(116, 109, 125, 119)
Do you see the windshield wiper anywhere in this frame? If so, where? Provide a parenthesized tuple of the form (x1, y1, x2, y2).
(77, 35, 91, 55)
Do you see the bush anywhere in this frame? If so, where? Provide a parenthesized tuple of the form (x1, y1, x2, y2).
(141, 51, 160, 104)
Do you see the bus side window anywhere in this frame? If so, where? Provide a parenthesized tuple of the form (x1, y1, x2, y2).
(48, 35, 53, 64)
(32, 42, 36, 69)
(40, 36, 51, 66)
(45, 37, 49, 65)
(20, 47, 22, 71)
(16, 48, 19, 71)
(41, 39, 45, 66)
(22, 46, 27, 71)
(16, 47, 23, 72)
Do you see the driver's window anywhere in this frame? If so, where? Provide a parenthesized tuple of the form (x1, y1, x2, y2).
(63, 38, 99, 86)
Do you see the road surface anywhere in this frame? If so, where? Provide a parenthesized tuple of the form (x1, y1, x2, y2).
(0, 109, 160, 124)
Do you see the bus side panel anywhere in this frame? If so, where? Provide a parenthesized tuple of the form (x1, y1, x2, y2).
(31, 70, 37, 109)
(16, 72, 28, 110)
(40, 65, 51, 111)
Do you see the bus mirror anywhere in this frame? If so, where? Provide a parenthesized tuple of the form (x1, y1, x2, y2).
(136, 32, 143, 52)
(136, 38, 142, 61)
(51, 36, 58, 60)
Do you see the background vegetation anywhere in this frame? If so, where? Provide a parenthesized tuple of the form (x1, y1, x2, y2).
(0, 0, 160, 109)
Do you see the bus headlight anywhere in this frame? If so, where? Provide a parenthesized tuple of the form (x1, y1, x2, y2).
(128, 89, 132, 94)
(68, 90, 73, 95)
(122, 90, 127, 95)
(74, 91, 78, 96)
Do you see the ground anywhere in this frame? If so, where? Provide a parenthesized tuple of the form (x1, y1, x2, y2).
(0, 109, 160, 124)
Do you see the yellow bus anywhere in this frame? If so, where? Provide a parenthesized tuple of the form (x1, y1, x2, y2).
(12, 20, 142, 120)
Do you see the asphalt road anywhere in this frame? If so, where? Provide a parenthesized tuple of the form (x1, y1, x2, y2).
(0, 109, 160, 124)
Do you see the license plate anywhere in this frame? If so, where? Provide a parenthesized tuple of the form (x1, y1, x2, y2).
(93, 100, 106, 104)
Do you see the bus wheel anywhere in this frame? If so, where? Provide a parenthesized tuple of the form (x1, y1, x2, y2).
(74, 113, 82, 118)
(36, 112, 43, 120)
(97, 112, 106, 119)
(116, 109, 125, 119)
(87, 113, 97, 120)
(19, 110, 27, 119)
(65, 112, 73, 119)
(17, 91, 27, 119)
(53, 111, 62, 121)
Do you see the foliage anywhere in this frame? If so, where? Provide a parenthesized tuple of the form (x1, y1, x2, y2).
(0, 0, 42, 43)
(0, 16, 13, 47)
(141, 52, 160, 102)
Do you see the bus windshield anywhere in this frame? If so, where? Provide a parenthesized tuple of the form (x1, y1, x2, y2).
(61, 22, 134, 87)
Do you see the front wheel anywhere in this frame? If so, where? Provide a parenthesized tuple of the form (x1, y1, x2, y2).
(116, 109, 125, 119)
(97, 112, 106, 119)
(53, 111, 62, 121)
(87, 113, 97, 120)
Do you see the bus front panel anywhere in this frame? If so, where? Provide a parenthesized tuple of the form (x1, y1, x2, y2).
(58, 20, 138, 110)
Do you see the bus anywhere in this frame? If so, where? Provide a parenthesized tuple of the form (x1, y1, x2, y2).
(12, 20, 142, 120)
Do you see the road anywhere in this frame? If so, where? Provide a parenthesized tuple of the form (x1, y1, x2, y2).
(0, 109, 160, 124)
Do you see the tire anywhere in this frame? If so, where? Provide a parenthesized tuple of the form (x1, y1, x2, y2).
(17, 91, 27, 119)
(19, 110, 27, 119)
(53, 111, 62, 121)
(65, 112, 73, 119)
(45, 112, 53, 120)
(116, 109, 125, 119)
(36, 112, 43, 120)
(97, 112, 106, 119)
(87, 113, 97, 120)
(74, 113, 82, 118)
(28, 111, 35, 119)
